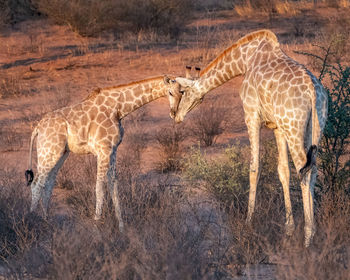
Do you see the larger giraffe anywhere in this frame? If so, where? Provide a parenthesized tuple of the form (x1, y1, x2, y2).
(173, 30, 328, 246)
(25, 75, 182, 231)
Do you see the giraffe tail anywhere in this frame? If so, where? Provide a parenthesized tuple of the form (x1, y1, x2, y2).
(299, 86, 321, 178)
(25, 126, 38, 186)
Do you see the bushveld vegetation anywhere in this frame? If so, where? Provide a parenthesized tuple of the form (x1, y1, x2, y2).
(1, 0, 350, 279)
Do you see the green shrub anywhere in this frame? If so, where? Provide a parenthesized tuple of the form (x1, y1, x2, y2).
(295, 43, 350, 194)
(182, 139, 288, 209)
(318, 64, 350, 192)
(182, 143, 250, 209)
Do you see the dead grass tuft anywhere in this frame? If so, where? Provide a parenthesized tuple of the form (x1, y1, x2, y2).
(188, 98, 228, 147)
(234, 0, 300, 19)
(156, 125, 187, 172)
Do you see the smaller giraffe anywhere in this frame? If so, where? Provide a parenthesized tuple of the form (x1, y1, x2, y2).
(173, 30, 328, 246)
(25, 75, 182, 231)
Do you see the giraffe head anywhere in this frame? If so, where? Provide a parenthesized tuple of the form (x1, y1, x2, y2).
(172, 79, 203, 123)
(163, 75, 184, 119)
(167, 66, 203, 122)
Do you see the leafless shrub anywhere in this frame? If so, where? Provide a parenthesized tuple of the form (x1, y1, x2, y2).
(0, 72, 23, 99)
(188, 99, 227, 147)
(0, 168, 50, 278)
(48, 222, 122, 279)
(0, 0, 10, 27)
(0, 0, 37, 26)
(156, 125, 186, 172)
(33, 0, 117, 37)
(324, 0, 350, 8)
(117, 0, 194, 39)
(57, 154, 97, 218)
(34, 0, 194, 38)
(275, 189, 350, 279)
(0, 126, 24, 152)
(234, 0, 299, 19)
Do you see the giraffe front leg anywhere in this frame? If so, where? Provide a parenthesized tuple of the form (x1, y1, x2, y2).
(274, 129, 295, 236)
(245, 116, 261, 224)
(94, 157, 108, 221)
(94, 180, 105, 221)
(107, 147, 124, 232)
(109, 178, 124, 232)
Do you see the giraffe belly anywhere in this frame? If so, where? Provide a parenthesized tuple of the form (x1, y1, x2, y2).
(67, 138, 90, 154)
(67, 128, 90, 154)
(260, 105, 277, 129)
(264, 121, 277, 129)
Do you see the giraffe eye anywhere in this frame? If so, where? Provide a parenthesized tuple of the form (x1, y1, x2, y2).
(180, 90, 185, 95)
(169, 91, 173, 96)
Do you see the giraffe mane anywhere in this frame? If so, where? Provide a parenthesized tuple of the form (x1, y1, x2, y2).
(200, 29, 279, 76)
(85, 76, 164, 100)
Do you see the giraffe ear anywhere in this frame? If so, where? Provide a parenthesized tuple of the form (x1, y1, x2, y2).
(176, 77, 195, 87)
(185, 66, 192, 79)
(163, 75, 171, 85)
(195, 67, 201, 78)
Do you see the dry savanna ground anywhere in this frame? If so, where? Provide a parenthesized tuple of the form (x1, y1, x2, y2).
(1, 1, 350, 279)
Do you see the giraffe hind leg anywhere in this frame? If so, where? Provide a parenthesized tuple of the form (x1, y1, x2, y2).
(31, 131, 68, 217)
(41, 149, 70, 217)
(288, 135, 316, 247)
(299, 145, 317, 179)
(274, 129, 295, 236)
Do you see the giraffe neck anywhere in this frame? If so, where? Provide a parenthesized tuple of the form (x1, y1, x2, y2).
(196, 30, 279, 95)
(94, 76, 166, 119)
(196, 46, 247, 93)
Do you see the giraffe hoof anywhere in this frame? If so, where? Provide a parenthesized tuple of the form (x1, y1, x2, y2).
(119, 223, 124, 233)
(94, 214, 102, 221)
(304, 227, 315, 247)
(285, 223, 295, 236)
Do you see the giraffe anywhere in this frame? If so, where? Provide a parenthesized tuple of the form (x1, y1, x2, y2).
(25, 75, 182, 231)
(173, 30, 328, 246)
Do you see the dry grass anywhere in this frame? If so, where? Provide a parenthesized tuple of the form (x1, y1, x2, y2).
(34, 0, 194, 38)
(187, 97, 228, 147)
(156, 125, 187, 172)
(1, 2, 350, 279)
(234, 0, 302, 18)
(0, 154, 237, 279)
(0, 72, 24, 98)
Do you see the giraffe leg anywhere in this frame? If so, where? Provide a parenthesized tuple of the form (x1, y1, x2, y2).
(107, 147, 124, 232)
(94, 156, 109, 221)
(42, 150, 70, 218)
(30, 130, 68, 216)
(274, 129, 295, 236)
(245, 115, 261, 224)
(30, 174, 47, 212)
(288, 138, 316, 247)
(300, 168, 316, 247)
